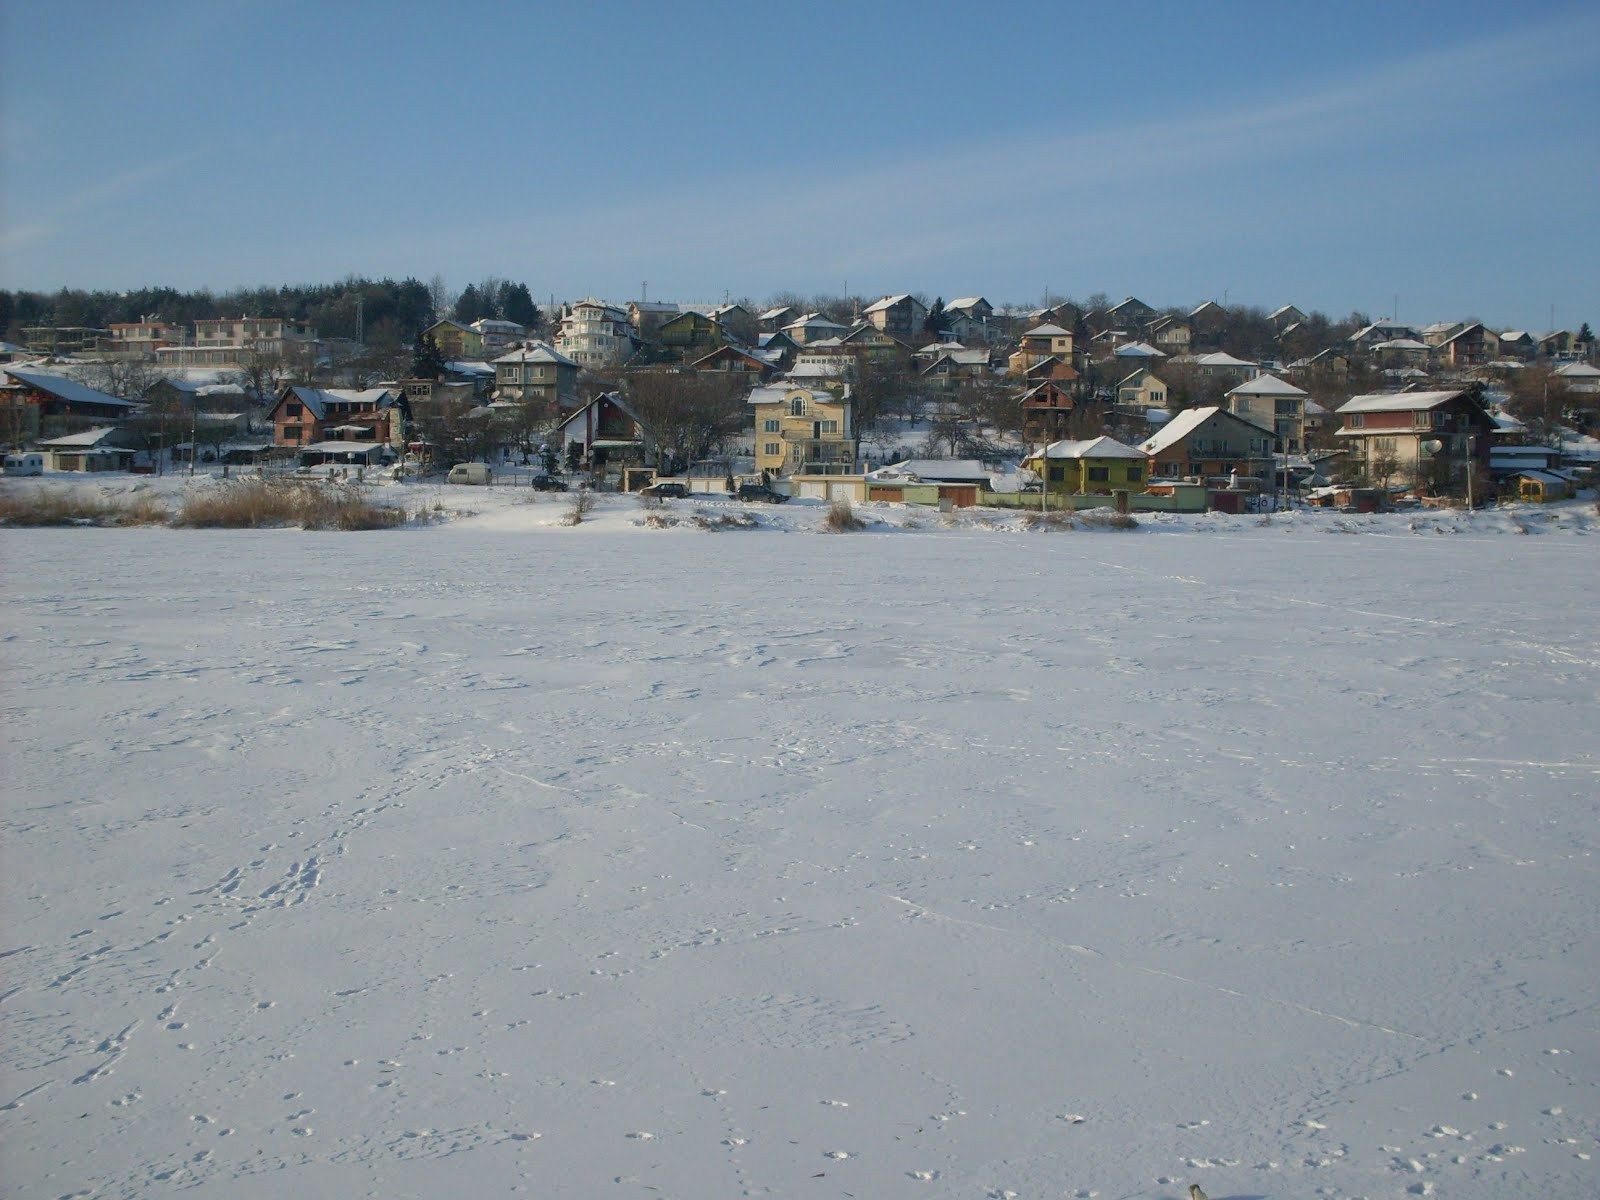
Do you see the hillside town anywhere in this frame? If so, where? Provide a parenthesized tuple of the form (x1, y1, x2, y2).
(4, 287, 1597, 511)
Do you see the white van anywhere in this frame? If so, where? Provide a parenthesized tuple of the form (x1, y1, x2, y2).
(447, 462, 492, 485)
(4, 452, 44, 476)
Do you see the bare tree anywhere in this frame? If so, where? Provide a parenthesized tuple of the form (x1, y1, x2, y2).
(620, 369, 747, 474)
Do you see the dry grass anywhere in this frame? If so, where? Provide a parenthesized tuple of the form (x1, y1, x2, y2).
(820, 498, 866, 532)
(174, 478, 403, 530)
(559, 488, 596, 526)
(692, 510, 758, 531)
(0, 488, 169, 527)
(1021, 510, 1075, 531)
(1075, 509, 1140, 530)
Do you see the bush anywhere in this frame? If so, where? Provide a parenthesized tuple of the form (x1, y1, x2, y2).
(560, 487, 596, 526)
(174, 479, 403, 530)
(1075, 508, 1139, 531)
(692, 510, 758, 531)
(0, 488, 168, 527)
(820, 498, 866, 532)
(1021, 511, 1075, 531)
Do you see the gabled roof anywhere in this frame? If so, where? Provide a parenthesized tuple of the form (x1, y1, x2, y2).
(1113, 341, 1166, 358)
(279, 386, 399, 420)
(945, 296, 990, 312)
(869, 458, 989, 483)
(1036, 435, 1148, 460)
(1140, 405, 1272, 454)
(1336, 389, 1470, 414)
(1, 367, 138, 408)
(1023, 323, 1071, 337)
(1189, 300, 1225, 318)
(492, 340, 578, 368)
(1191, 351, 1257, 368)
(1555, 361, 1600, 378)
(1116, 367, 1167, 388)
(36, 426, 125, 448)
(863, 294, 924, 314)
(558, 390, 646, 435)
(1227, 372, 1307, 398)
(758, 306, 795, 321)
(1109, 296, 1153, 314)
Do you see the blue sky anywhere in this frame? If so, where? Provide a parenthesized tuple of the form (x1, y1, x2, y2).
(2, 0, 1596, 330)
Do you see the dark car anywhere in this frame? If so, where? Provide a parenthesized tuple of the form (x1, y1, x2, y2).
(737, 483, 788, 503)
(640, 481, 691, 499)
(530, 474, 568, 491)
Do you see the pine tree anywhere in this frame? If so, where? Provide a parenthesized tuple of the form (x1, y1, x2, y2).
(500, 282, 541, 330)
(455, 284, 488, 324)
(411, 332, 445, 380)
(924, 297, 949, 339)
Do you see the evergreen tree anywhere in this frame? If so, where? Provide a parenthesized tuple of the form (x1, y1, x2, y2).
(923, 298, 949, 339)
(500, 282, 541, 330)
(411, 332, 445, 380)
(1578, 321, 1594, 343)
(455, 284, 488, 324)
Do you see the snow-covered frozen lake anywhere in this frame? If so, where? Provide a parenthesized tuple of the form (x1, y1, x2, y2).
(4, 488, 1598, 1198)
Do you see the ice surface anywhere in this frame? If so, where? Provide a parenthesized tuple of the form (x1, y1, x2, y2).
(2, 488, 1597, 1198)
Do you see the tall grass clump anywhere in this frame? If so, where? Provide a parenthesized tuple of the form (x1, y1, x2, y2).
(1075, 508, 1139, 531)
(560, 487, 596, 526)
(175, 479, 403, 530)
(820, 498, 866, 532)
(0, 488, 169, 527)
(1021, 510, 1075, 531)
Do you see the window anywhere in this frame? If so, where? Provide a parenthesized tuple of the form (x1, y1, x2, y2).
(764, 442, 780, 457)
(1433, 411, 1449, 428)
(1048, 465, 1064, 482)
(1126, 466, 1143, 481)
(283, 425, 302, 443)
(791, 398, 806, 416)
(763, 419, 780, 433)
(820, 419, 838, 434)
(1348, 413, 1365, 427)
(1375, 437, 1397, 452)
(286, 403, 302, 418)
(1087, 466, 1110, 482)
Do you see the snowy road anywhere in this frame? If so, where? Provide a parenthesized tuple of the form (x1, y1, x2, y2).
(3, 508, 1597, 1198)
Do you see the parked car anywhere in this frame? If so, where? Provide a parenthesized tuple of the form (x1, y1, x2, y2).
(447, 462, 493, 485)
(737, 482, 788, 503)
(640, 481, 691, 499)
(530, 474, 568, 491)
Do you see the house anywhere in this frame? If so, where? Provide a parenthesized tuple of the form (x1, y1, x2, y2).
(1115, 368, 1168, 412)
(1008, 323, 1075, 376)
(691, 343, 778, 379)
(1349, 319, 1422, 349)
(0, 366, 140, 442)
(840, 322, 911, 362)
(1497, 330, 1537, 361)
(1224, 372, 1309, 453)
(556, 300, 640, 366)
(864, 459, 990, 507)
(1539, 329, 1585, 360)
(1107, 296, 1157, 331)
(1140, 405, 1276, 483)
(780, 313, 851, 345)
(1018, 380, 1079, 440)
(269, 386, 405, 452)
(943, 297, 996, 343)
(158, 316, 320, 369)
(1333, 388, 1494, 490)
(107, 319, 191, 358)
(21, 325, 114, 355)
(862, 294, 928, 341)
(918, 346, 993, 388)
(1021, 355, 1080, 385)
(555, 391, 654, 474)
(35, 426, 140, 472)
(628, 301, 685, 344)
(492, 341, 580, 414)
(758, 306, 797, 333)
(470, 318, 528, 356)
(1148, 316, 1192, 354)
(1434, 323, 1500, 369)
(1269, 304, 1307, 329)
(657, 310, 727, 358)
(418, 319, 484, 361)
(748, 383, 856, 477)
(1188, 351, 1260, 383)
(757, 330, 801, 369)
(1112, 340, 1166, 361)
(1550, 361, 1599, 397)
(1023, 435, 1149, 495)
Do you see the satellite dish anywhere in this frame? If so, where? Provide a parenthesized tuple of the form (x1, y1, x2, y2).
(1420, 439, 1444, 456)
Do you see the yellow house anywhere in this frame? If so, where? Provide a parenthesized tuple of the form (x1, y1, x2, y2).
(749, 384, 856, 477)
(1023, 435, 1149, 494)
(1008, 322, 1075, 376)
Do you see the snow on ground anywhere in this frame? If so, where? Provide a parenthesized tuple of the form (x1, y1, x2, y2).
(3, 476, 1599, 1199)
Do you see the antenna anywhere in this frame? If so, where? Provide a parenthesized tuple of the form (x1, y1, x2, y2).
(642, 281, 648, 303)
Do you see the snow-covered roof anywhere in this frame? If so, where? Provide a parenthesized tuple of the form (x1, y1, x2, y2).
(863, 294, 919, 314)
(1191, 352, 1257, 368)
(1372, 338, 1431, 352)
(1024, 323, 1071, 337)
(492, 341, 578, 368)
(945, 297, 989, 311)
(1034, 435, 1148, 460)
(786, 361, 846, 379)
(1113, 341, 1165, 358)
(1141, 405, 1270, 454)
(1228, 372, 1307, 398)
(1, 367, 137, 408)
(1555, 361, 1600, 379)
(868, 459, 989, 483)
(1336, 390, 1468, 414)
(299, 441, 387, 454)
(758, 307, 793, 321)
(35, 426, 124, 448)
(746, 384, 795, 406)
